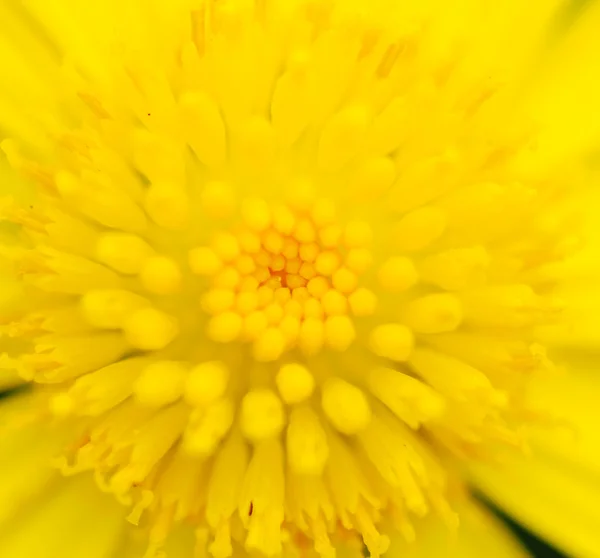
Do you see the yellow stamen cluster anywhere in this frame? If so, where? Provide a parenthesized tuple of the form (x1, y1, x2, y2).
(192, 197, 376, 361)
(0, 1, 580, 558)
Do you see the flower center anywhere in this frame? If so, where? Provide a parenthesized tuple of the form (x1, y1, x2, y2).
(190, 196, 376, 361)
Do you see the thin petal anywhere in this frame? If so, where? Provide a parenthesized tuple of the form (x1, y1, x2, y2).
(522, 0, 600, 163)
(0, 474, 128, 558)
(470, 365, 600, 558)
(387, 498, 530, 558)
(0, 392, 128, 557)
(470, 456, 600, 558)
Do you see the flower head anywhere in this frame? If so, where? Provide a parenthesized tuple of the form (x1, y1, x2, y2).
(0, 1, 599, 557)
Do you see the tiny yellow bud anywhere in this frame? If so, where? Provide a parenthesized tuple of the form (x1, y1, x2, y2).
(321, 378, 371, 434)
(299, 262, 317, 280)
(242, 310, 268, 341)
(185, 361, 229, 406)
(296, 219, 317, 243)
(140, 256, 181, 294)
(81, 289, 149, 329)
(96, 233, 153, 275)
(299, 242, 319, 262)
(236, 254, 256, 275)
(307, 276, 329, 299)
(241, 389, 285, 441)
(274, 287, 292, 304)
(369, 323, 414, 361)
(332, 267, 358, 294)
(346, 248, 373, 274)
(261, 230, 283, 255)
(264, 303, 285, 325)
(241, 198, 272, 231)
(280, 314, 301, 343)
(303, 298, 324, 319)
(213, 266, 241, 289)
(212, 232, 241, 262)
(145, 183, 189, 230)
(207, 312, 243, 343)
(135, 361, 188, 406)
(276, 363, 315, 404)
(282, 238, 299, 259)
(321, 289, 348, 316)
(319, 225, 342, 248)
(123, 308, 178, 351)
(324, 315, 356, 351)
(238, 230, 262, 253)
(201, 289, 236, 315)
(272, 204, 296, 235)
(314, 251, 341, 276)
(236, 291, 259, 315)
(253, 327, 287, 361)
(184, 399, 234, 455)
(298, 318, 325, 355)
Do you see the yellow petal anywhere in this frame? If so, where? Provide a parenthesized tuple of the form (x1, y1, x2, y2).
(0, 2, 62, 150)
(536, 192, 600, 351)
(0, 393, 127, 557)
(531, 364, 600, 474)
(522, 0, 600, 164)
(388, 498, 530, 558)
(469, 364, 600, 558)
(0, 474, 127, 558)
(470, 454, 600, 558)
(0, 371, 21, 391)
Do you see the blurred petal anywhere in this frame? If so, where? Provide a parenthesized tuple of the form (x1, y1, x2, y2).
(0, 392, 129, 558)
(469, 364, 600, 558)
(0, 392, 66, 525)
(522, 0, 600, 163)
(0, 474, 128, 558)
(388, 498, 530, 558)
(0, 2, 65, 151)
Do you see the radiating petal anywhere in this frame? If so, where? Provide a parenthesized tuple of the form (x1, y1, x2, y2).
(470, 364, 600, 558)
(388, 498, 531, 558)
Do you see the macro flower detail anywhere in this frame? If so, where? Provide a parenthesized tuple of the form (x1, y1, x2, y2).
(0, 1, 599, 558)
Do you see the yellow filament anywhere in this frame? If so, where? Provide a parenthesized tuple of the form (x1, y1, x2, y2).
(286, 406, 329, 475)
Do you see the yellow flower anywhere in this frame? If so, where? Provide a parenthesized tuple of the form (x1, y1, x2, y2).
(1, 0, 600, 557)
